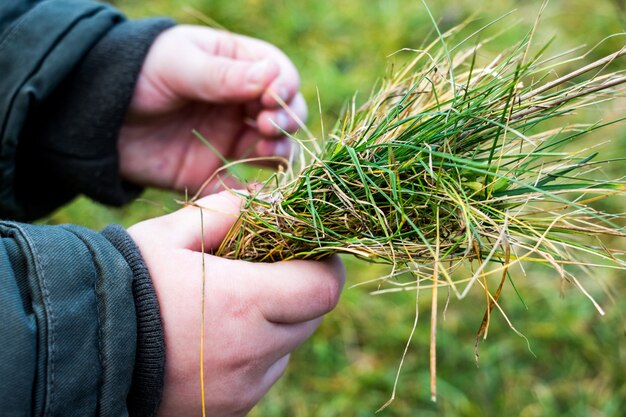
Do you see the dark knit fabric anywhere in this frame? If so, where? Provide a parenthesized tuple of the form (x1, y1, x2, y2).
(0, 2, 176, 416)
(14, 17, 175, 220)
(102, 224, 166, 417)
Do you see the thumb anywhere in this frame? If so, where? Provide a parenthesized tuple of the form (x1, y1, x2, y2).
(172, 50, 280, 103)
(173, 191, 247, 251)
(130, 191, 246, 252)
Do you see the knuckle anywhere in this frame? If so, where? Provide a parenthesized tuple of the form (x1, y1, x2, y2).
(202, 61, 228, 99)
(326, 258, 346, 310)
(318, 274, 341, 314)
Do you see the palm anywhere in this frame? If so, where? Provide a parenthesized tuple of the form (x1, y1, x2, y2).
(119, 102, 252, 194)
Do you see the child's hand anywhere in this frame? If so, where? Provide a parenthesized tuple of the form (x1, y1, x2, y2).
(127, 192, 344, 417)
(118, 26, 307, 194)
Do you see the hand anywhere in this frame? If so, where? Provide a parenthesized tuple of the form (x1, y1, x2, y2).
(127, 192, 345, 417)
(119, 25, 307, 194)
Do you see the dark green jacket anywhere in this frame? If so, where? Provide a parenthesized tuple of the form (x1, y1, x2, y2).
(0, 1, 173, 416)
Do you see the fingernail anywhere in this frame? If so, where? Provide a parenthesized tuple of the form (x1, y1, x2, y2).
(288, 141, 301, 162)
(277, 85, 290, 103)
(248, 60, 271, 90)
(276, 111, 290, 131)
(274, 139, 293, 159)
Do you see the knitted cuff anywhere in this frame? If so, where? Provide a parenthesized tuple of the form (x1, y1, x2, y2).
(101, 224, 166, 417)
(15, 17, 175, 219)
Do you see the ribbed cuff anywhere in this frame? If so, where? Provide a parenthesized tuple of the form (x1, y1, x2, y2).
(102, 224, 165, 417)
(14, 17, 175, 220)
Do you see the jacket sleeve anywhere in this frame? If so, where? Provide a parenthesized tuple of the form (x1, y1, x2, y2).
(0, 222, 165, 417)
(0, 0, 174, 221)
(0, 1, 173, 416)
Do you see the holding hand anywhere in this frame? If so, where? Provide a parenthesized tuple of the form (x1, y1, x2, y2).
(128, 192, 345, 417)
(119, 26, 307, 194)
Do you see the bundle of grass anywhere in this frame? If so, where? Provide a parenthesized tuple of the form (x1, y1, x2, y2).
(194, 10, 626, 403)
(214, 31, 626, 265)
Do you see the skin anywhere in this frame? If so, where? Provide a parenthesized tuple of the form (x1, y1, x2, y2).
(121, 26, 344, 416)
(128, 193, 345, 417)
(119, 25, 308, 194)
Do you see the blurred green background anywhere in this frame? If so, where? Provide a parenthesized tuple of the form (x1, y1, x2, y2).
(50, 0, 625, 415)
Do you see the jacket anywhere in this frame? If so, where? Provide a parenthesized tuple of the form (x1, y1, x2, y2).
(0, 1, 174, 416)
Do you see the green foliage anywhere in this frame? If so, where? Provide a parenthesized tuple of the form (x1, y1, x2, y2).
(56, 1, 626, 416)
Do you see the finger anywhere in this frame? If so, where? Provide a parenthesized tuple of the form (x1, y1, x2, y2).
(180, 27, 301, 106)
(254, 137, 300, 163)
(149, 191, 245, 250)
(244, 100, 263, 119)
(232, 94, 306, 161)
(178, 52, 281, 103)
(268, 318, 322, 359)
(197, 256, 326, 356)
(192, 173, 246, 198)
(243, 354, 290, 413)
(260, 354, 290, 390)
(256, 93, 308, 137)
(237, 317, 321, 371)
(205, 29, 301, 108)
(260, 60, 301, 109)
(229, 125, 296, 165)
(212, 33, 301, 109)
(245, 256, 346, 324)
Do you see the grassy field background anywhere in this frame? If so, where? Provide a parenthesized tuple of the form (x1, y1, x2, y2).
(50, 1, 625, 415)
